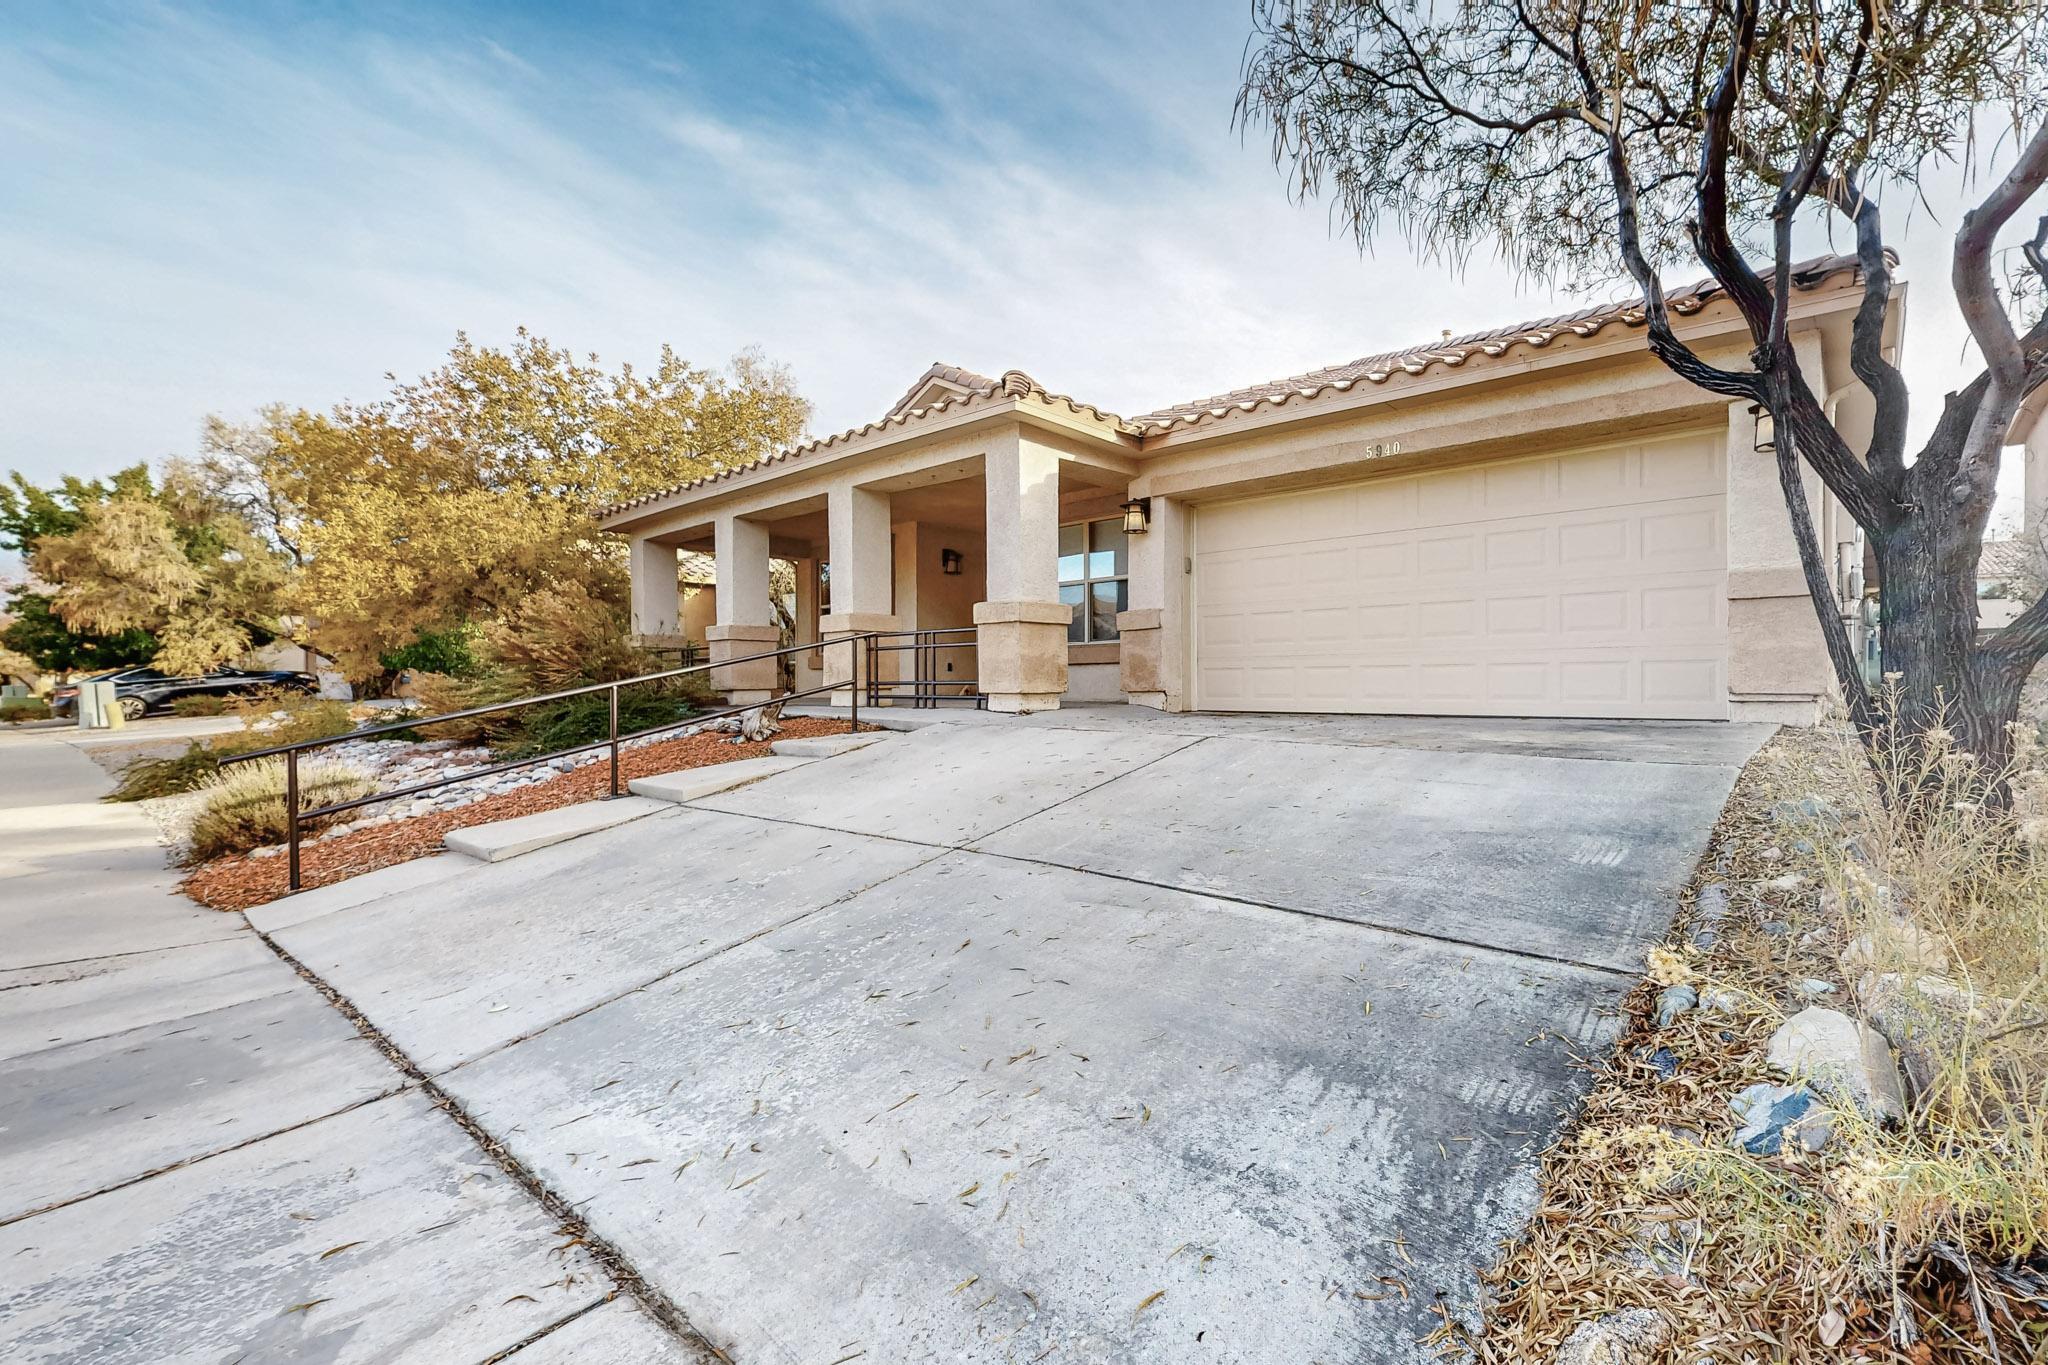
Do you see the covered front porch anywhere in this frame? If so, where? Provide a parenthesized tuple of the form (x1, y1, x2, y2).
(610, 398, 1145, 714)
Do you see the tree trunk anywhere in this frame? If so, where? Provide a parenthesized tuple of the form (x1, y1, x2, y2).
(1872, 511, 2021, 787)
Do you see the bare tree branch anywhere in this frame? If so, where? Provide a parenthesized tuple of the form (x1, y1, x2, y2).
(1954, 121, 2048, 486)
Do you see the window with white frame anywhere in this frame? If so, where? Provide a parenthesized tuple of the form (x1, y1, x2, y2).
(1057, 518, 1128, 643)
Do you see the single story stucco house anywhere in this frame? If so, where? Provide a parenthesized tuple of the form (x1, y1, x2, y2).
(599, 255, 2048, 722)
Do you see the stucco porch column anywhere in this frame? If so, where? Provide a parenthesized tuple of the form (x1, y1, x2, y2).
(628, 537, 683, 646)
(820, 482, 902, 704)
(1118, 493, 1188, 710)
(708, 512, 780, 706)
(794, 555, 822, 678)
(976, 432, 1070, 713)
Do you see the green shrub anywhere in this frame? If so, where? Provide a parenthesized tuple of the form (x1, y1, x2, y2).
(186, 758, 380, 862)
(494, 685, 702, 759)
(379, 625, 484, 680)
(110, 741, 223, 800)
(169, 694, 230, 717)
(0, 696, 51, 724)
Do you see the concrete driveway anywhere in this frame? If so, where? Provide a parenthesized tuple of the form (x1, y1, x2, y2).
(243, 707, 1767, 1364)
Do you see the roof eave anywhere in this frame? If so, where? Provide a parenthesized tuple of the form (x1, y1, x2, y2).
(1132, 281, 1877, 454)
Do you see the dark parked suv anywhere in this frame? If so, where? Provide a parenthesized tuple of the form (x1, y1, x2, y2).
(50, 666, 318, 721)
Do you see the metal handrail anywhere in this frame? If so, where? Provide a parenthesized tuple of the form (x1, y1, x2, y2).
(224, 632, 874, 891)
(861, 627, 987, 711)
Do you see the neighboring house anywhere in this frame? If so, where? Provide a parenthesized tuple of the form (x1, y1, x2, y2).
(1975, 539, 2038, 633)
(602, 255, 2045, 722)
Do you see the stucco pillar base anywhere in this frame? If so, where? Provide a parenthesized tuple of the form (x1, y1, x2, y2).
(707, 623, 782, 706)
(1727, 587, 1833, 727)
(820, 612, 905, 706)
(1114, 607, 1174, 711)
(1728, 695, 1827, 725)
(975, 600, 1071, 713)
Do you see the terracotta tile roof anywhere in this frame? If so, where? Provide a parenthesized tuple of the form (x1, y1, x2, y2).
(1977, 539, 2038, 582)
(598, 366, 1131, 521)
(599, 254, 1873, 523)
(1125, 253, 1868, 433)
(883, 362, 1000, 420)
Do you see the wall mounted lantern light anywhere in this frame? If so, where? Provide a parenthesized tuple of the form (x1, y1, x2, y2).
(940, 548, 963, 575)
(1748, 403, 1776, 453)
(1121, 497, 1152, 535)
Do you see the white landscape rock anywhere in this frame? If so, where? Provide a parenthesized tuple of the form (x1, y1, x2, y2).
(1857, 973, 2036, 1100)
(1552, 1308, 1670, 1365)
(1841, 917, 1951, 980)
(1766, 1006, 1905, 1124)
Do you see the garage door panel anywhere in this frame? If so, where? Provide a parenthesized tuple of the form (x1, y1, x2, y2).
(1640, 507, 1722, 566)
(1194, 434, 1728, 720)
(1560, 447, 1632, 501)
(1483, 458, 1555, 510)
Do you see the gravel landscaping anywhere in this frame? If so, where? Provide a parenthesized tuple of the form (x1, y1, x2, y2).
(1447, 724, 2047, 1363)
(181, 715, 867, 911)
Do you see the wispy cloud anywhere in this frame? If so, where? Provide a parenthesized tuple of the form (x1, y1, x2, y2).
(0, 0, 2030, 524)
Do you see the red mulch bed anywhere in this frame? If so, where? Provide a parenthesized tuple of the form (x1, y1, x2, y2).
(183, 717, 868, 912)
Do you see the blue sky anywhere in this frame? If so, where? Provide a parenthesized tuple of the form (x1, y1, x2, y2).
(0, 1, 2022, 515)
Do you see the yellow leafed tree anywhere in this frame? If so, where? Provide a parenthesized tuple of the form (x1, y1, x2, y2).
(215, 331, 810, 674)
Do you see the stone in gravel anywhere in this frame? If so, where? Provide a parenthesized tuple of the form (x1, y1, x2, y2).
(1634, 1045, 1679, 1079)
(1688, 883, 1731, 951)
(1653, 984, 1697, 1028)
(1766, 1006, 1905, 1124)
(1730, 1082, 1823, 1154)
(1841, 919, 1950, 979)
(1761, 919, 1791, 937)
(1552, 1307, 1670, 1365)
(1759, 846, 1783, 863)
(1859, 973, 2025, 1101)
(1791, 977, 1837, 999)
(1794, 838, 1816, 856)
(1764, 873, 1804, 892)
(1771, 796, 1837, 826)
(1699, 986, 1746, 1016)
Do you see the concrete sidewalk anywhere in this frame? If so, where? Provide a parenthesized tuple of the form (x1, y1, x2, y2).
(0, 731, 693, 1364)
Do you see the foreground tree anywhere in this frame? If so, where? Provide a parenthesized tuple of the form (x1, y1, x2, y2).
(1241, 0, 2048, 780)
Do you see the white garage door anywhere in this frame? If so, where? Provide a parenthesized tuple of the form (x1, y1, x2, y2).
(1193, 432, 1728, 719)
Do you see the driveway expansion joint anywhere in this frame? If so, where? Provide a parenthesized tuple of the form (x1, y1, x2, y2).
(244, 926, 723, 1364)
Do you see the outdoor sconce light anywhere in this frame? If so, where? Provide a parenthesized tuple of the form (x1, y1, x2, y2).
(1749, 403, 1776, 453)
(940, 548, 963, 575)
(1121, 497, 1152, 535)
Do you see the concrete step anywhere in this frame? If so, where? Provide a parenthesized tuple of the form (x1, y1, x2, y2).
(628, 754, 812, 804)
(443, 796, 669, 863)
(769, 731, 894, 759)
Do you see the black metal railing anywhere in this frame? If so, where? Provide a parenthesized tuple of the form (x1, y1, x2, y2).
(222, 633, 875, 893)
(863, 627, 987, 710)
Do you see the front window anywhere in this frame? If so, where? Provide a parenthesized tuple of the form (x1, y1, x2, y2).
(1057, 518, 1128, 643)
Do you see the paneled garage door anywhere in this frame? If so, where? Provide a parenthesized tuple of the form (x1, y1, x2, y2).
(1193, 432, 1728, 719)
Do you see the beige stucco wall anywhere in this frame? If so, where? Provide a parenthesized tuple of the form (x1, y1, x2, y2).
(1064, 661, 1124, 704)
(607, 287, 1875, 722)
